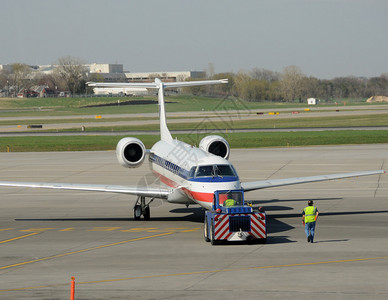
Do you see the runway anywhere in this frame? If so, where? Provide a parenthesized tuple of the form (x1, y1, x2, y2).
(0, 145, 387, 299)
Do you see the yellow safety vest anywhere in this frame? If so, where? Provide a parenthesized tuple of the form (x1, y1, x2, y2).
(224, 199, 236, 207)
(304, 206, 317, 223)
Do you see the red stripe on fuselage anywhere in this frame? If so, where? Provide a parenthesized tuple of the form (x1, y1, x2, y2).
(152, 169, 214, 205)
(152, 170, 181, 189)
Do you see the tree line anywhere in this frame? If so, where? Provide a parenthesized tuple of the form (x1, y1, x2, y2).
(1, 57, 387, 101)
(188, 66, 388, 102)
(0, 57, 90, 97)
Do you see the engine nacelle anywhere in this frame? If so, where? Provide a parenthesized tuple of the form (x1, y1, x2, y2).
(199, 135, 230, 160)
(116, 137, 146, 168)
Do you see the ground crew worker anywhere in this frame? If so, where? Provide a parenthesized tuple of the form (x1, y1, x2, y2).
(223, 198, 236, 207)
(302, 200, 319, 243)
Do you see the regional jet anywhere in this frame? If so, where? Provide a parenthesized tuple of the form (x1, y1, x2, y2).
(0, 78, 385, 220)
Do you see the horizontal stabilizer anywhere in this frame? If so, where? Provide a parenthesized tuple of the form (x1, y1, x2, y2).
(87, 79, 228, 89)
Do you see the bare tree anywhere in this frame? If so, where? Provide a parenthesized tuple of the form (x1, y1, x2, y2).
(250, 68, 280, 82)
(11, 63, 32, 95)
(0, 69, 9, 89)
(56, 56, 87, 95)
(280, 65, 304, 101)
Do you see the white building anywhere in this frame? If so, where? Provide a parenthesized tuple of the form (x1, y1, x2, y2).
(89, 63, 123, 74)
(125, 71, 206, 82)
(0, 64, 13, 73)
(92, 87, 148, 96)
(307, 98, 319, 105)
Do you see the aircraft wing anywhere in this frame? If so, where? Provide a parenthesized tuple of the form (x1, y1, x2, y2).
(0, 181, 170, 199)
(241, 170, 385, 192)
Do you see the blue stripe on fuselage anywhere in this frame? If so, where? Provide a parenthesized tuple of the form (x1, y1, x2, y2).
(189, 177, 238, 183)
(149, 153, 239, 183)
(149, 153, 190, 179)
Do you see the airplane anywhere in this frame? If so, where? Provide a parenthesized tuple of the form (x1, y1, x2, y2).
(0, 78, 385, 220)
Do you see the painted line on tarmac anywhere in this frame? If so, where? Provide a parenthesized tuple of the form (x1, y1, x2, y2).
(0, 227, 200, 233)
(0, 232, 40, 244)
(0, 232, 174, 271)
(2, 255, 388, 292)
(73, 256, 388, 285)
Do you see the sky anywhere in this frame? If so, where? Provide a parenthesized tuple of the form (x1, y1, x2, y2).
(1, 0, 387, 79)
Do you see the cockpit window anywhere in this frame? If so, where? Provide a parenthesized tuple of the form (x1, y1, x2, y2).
(189, 167, 196, 178)
(196, 165, 213, 177)
(215, 165, 236, 176)
(194, 165, 237, 178)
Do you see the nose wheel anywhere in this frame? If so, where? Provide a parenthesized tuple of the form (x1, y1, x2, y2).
(133, 196, 153, 220)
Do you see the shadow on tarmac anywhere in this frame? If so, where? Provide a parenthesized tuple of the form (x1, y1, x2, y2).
(269, 210, 388, 219)
(251, 197, 342, 205)
(14, 208, 206, 223)
(314, 239, 349, 243)
(267, 236, 296, 244)
(15, 207, 388, 246)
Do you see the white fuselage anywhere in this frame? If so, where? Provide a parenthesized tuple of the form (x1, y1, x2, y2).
(149, 139, 241, 209)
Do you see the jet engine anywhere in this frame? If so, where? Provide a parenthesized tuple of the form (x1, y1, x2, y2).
(116, 137, 146, 168)
(199, 135, 230, 160)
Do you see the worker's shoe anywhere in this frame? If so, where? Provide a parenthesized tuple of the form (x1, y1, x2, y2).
(310, 238, 314, 243)
(307, 236, 311, 242)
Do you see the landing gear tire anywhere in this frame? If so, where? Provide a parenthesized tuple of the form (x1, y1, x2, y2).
(143, 206, 151, 220)
(204, 216, 210, 242)
(133, 196, 154, 220)
(210, 223, 218, 245)
(134, 205, 142, 220)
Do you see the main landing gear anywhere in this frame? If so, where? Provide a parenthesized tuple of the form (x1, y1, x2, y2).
(133, 196, 154, 220)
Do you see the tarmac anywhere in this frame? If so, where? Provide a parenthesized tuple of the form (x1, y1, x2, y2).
(0, 144, 387, 299)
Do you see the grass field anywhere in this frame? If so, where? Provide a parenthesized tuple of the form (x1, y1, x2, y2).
(0, 94, 382, 117)
(1, 95, 388, 152)
(2, 130, 388, 152)
(62, 113, 388, 132)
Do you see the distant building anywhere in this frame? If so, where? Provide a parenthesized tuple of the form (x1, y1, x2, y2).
(36, 65, 57, 75)
(1, 62, 207, 97)
(17, 88, 39, 98)
(2, 63, 205, 83)
(125, 71, 206, 83)
(89, 63, 123, 74)
(0, 64, 13, 73)
(307, 98, 319, 105)
(33, 85, 56, 98)
(92, 87, 148, 96)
